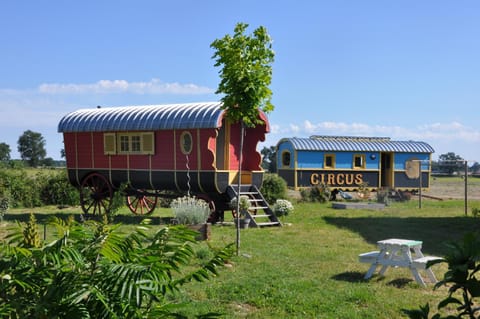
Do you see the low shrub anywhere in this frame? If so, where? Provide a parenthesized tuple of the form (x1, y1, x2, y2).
(260, 173, 287, 204)
(300, 184, 331, 203)
(171, 196, 211, 225)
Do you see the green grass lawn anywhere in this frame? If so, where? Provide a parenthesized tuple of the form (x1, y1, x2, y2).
(3, 196, 480, 318)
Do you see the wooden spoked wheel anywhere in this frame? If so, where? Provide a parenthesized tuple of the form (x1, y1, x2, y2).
(126, 190, 158, 215)
(80, 173, 113, 217)
(196, 194, 216, 221)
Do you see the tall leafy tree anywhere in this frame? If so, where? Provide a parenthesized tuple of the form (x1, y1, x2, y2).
(17, 130, 46, 167)
(211, 22, 275, 254)
(0, 142, 11, 162)
(437, 152, 464, 175)
(211, 22, 274, 127)
(261, 145, 277, 172)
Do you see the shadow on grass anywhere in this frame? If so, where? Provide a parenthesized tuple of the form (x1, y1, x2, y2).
(331, 271, 414, 288)
(323, 216, 480, 256)
(3, 212, 173, 225)
(331, 271, 365, 283)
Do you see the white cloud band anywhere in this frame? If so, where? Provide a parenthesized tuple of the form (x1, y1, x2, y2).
(38, 78, 215, 95)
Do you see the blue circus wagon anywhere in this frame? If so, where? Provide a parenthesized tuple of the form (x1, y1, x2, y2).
(58, 102, 281, 226)
(276, 135, 434, 193)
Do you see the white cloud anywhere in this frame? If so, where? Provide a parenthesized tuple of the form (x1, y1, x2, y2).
(37, 78, 215, 95)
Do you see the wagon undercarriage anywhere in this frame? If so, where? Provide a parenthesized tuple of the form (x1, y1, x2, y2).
(78, 172, 281, 227)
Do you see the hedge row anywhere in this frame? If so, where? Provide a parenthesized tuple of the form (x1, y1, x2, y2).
(0, 169, 79, 208)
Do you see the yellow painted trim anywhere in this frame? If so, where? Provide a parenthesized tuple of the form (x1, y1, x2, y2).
(196, 129, 205, 193)
(173, 130, 179, 191)
(149, 155, 154, 190)
(90, 132, 95, 168)
(324, 153, 336, 169)
(225, 121, 230, 170)
(74, 133, 80, 185)
(353, 154, 366, 169)
(180, 131, 193, 155)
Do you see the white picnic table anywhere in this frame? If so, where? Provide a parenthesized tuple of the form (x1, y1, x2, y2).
(359, 238, 442, 287)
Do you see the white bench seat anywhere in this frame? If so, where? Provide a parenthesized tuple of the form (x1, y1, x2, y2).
(358, 251, 380, 263)
(412, 256, 443, 269)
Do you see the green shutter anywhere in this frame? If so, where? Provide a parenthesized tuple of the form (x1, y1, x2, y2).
(142, 133, 154, 155)
(104, 133, 116, 155)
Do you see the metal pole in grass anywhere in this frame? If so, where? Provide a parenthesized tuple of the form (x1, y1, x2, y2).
(419, 163, 422, 209)
(235, 122, 244, 255)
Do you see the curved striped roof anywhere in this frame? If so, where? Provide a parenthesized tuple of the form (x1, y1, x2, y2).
(58, 102, 226, 132)
(280, 136, 434, 153)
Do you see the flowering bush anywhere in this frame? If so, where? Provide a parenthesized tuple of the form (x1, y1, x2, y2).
(170, 196, 210, 225)
(273, 199, 294, 217)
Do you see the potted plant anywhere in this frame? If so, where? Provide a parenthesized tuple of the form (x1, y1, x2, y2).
(273, 199, 294, 222)
(170, 196, 211, 240)
(230, 195, 251, 229)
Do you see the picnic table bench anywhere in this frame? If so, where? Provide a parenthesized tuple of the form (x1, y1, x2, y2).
(359, 238, 442, 287)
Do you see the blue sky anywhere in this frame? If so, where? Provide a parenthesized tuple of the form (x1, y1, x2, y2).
(1, 1, 479, 162)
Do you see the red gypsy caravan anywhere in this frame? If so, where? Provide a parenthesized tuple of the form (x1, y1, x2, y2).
(58, 102, 280, 226)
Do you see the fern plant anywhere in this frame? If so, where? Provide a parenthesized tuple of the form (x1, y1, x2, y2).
(0, 217, 233, 318)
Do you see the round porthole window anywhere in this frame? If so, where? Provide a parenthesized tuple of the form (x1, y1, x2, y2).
(180, 131, 193, 154)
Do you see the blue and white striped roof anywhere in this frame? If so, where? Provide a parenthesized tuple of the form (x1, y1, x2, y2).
(58, 102, 225, 132)
(280, 136, 434, 153)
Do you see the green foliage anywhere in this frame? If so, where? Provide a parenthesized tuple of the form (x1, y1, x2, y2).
(300, 184, 331, 203)
(37, 170, 79, 206)
(403, 232, 480, 319)
(210, 22, 275, 127)
(22, 213, 41, 248)
(0, 169, 41, 208)
(0, 143, 11, 163)
(260, 173, 287, 204)
(376, 188, 391, 206)
(17, 130, 47, 167)
(171, 196, 211, 225)
(0, 168, 79, 209)
(261, 145, 277, 172)
(0, 218, 233, 318)
(472, 207, 480, 218)
(0, 197, 8, 221)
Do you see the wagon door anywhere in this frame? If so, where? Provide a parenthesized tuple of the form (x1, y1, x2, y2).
(380, 152, 393, 188)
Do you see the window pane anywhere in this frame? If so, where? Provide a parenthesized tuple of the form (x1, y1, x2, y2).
(131, 136, 141, 152)
(120, 136, 129, 152)
(325, 156, 333, 167)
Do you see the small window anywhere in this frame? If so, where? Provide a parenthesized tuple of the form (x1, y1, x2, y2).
(180, 131, 193, 154)
(282, 151, 291, 167)
(324, 154, 335, 169)
(131, 136, 141, 152)
(353, 154, 366, 169)
(105, 132, 155, 155)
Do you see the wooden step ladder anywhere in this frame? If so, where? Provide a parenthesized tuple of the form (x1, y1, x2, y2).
(227, 185, 282, 228)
